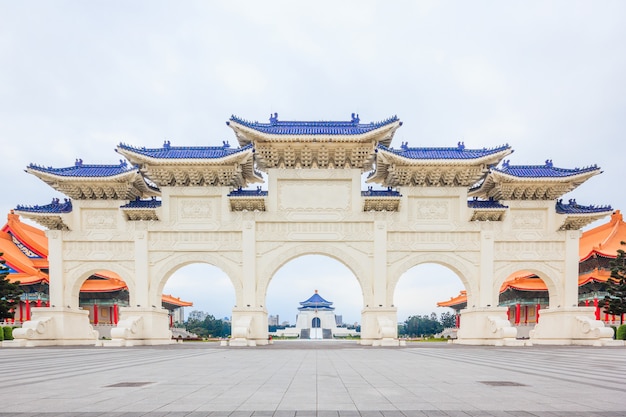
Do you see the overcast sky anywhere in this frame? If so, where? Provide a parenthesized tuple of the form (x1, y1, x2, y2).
(1, 2, 624, 324)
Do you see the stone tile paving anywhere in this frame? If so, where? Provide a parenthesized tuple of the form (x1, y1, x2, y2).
(0, 341, 625, 416)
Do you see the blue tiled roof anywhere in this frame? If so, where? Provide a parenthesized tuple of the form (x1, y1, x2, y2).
(361, 187, 401, 197)
(228, 188, 268, 197)
(120, 198, 162, 209)
(117, 141, 253, 159)
(28, 159, 135, 177)
(378, 142, 511, 160)
(228, 113, 400, 135)
(495, 160, 601, 178)
(467, 198, 508, 209)
(556, 199, 612, 214)
(299, 292, 333, 309)
(15, 198, 72, 214)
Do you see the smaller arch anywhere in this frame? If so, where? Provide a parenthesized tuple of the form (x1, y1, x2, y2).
(65, 262, 134, 309)
(494, 262, 561, 308)
(388, 252, 478, 307)
(151, 252, 242, 309)
(312, 317, 321, 328)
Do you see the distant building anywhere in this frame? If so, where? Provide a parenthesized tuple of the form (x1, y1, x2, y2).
(188, 310, 209, 322)
(275, 290, 357, 339)
(268, 315, 280, 326)
(335, 315, 343, 326)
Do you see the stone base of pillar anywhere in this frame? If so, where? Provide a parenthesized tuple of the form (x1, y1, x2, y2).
(229, 307, 268, 346)
(455, 307, 523, 346)
(10, 307, 98, 347)
(107, 307, 173, 346)
(360, 307, 399, 346)
(529, 307, 621, 346)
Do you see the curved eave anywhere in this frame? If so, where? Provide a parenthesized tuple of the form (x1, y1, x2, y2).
(116, 144, 255, 166)
(376, 146, 512, 167)
(557, 210, 612, 231)
(3, 213, 48, 256)
(26, 165, 140, 183)
(7, 273, 48, 285)
(228, 119, 402, 147)
(162, 293, 193, 307)
(13, 211, 70, 231)
(488, 168, 601, 184)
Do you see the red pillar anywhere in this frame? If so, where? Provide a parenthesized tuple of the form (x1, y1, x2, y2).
(25, 300, 31, 321)
(19, 302, 24, 322)
(93, 304, 98, 325)
(514, 303, 521, 325)
(594, 298, 600, 320)
(585, 299, 589, 307)
(536, 303, 541, 323)
(46, 301, 50, 307)
(455, 313, 460, 328)
(169, 314, 173, 328)
(524, 305, 529, 325)
(36, 299, 41, 308)
(113, 303, 119, 325)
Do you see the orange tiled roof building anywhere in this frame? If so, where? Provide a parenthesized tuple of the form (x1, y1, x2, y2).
(0, 212, 191, 329)
(438, 210, 626, 327)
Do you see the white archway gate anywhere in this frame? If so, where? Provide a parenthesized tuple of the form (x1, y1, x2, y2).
(13, 114, 616, 346)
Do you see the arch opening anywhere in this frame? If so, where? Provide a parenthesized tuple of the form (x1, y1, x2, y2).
(497, 270, 552, 339)
(162, 263, 235, 339)
(393, 263, 465, 338)
(265, 254, 362, 340)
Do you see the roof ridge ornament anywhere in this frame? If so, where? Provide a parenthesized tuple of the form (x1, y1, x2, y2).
(351, 113, 360, 124)
(269, 112, 278, 125)
(163, 140, 171, 149)
(457, 141, 465, 150)
(75, 158, 83, 167)
(545, 159, 553, 168)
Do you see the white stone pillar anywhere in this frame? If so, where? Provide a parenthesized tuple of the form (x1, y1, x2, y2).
(46, 230, 64, 308)
(133, 230, 149, 308)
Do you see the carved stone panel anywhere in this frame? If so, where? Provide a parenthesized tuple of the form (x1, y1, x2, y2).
(278, 180, 351, 211)
(511, 210, 546, 230)
(81, 209, 118, 230)
(410, 198, 452, 222)
(149, 231, 242, 251)
(494, 241, 565, 261)
(63, 241, 134, 261)
(171, 197, 219, 222)
(256, 222, 374, 241)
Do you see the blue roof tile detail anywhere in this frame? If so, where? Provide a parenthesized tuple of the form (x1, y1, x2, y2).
(378, 142, 511, 160)
(496, 160, 601, 178)
(299, 292, 334, 310)
(120, 197, 162, 209)
(228, 113, 400, 135)
(228, 187, 268, 197)
(556, 199, 612, 214)
(117, 141, 253, 159)
(467, 198, 508, 209)
(361, 187, 401, 197)
(15, 198, 73, 214)
(28, 159, 135, 177)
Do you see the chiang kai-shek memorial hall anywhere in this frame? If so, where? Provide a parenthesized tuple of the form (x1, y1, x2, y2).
(9, 113, 618, 346)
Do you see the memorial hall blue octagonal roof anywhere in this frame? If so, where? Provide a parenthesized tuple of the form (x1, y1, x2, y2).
(228, 113, 400, 136)
(378, 142, 511, 160)
(117, 142, 252, 159)
(299, 291, 334, 311)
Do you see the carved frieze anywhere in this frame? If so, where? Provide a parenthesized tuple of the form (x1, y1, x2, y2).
(256, 222, 374, 241)
(149, 231, 242, 251)
(494, 241, 565, 261)
(63, 241, 134, 261)
(388, 231, 480, 251)
(411, 198, 452, 221)
(170, 197, 218, 222)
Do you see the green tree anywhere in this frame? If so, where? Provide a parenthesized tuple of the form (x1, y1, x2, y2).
(0, 254, 22, 321)
(439, 311, 457, 328)
(185, 314, 231, 338)
(403, 314, 443, 337)
(602, 243, 626, 324)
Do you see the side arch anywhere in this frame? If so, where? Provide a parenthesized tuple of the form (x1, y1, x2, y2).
(387, 252, 478, 307)
(494, 262, 561, 307)
(149, 252, 242, 308)
(257, 243, 371, 306)
(65, 262, 134, 309)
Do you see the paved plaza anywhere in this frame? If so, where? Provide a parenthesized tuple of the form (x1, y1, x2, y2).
(0, 341, 624, 417)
